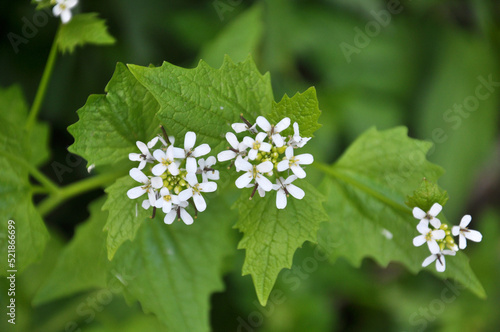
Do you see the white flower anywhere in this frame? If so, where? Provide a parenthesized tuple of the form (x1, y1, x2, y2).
(422, 250, 456, 272)
(175, 132, 210, 173)
(243, 132, 272, 160)
(152, 146, 179, 176)
(129, 141, 155, 170)
(289, 122, 311, 148)
(273, 176, 305, 209)
(452, 215, 482, 249)
(234, 159, 273, 192)
(413, 222, 446, 254)
(154, 187, 179, 214)
(412, 203, 442, 229)
(164, 200, 193, 225)
(217, 132, 247, 162)
(198, 156, 219, 182)
(276, 146, 314, 179)
(53, 0, 78, 24)
(126, 168, 163, 206)
(178, 173, 217, 212)
(256, 116, 290, 147)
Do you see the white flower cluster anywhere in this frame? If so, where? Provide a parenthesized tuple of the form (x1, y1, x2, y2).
(36, 0, 78, 24)
(127, 130, 219, 225)
(412, 203, 482, 272)
(217, 115, 313, 209)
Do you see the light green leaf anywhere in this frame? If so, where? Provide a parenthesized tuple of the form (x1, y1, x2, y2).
(68, 62, 159, 167)
(317, 127, 485, 298)
(102, 175, 150, 260)
(0, 86, 49, 274)
(57, 13, 115, 54)
(234, 181, 329, 305)
(34, 197, 109, 305)
(199, 3, 264, 68)
(110, 198, 235, 332)
(405, 178, 449, 212)
(128, 56, 273, 153)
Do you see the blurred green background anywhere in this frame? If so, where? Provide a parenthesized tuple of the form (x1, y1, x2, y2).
(1, 0, 499, 331)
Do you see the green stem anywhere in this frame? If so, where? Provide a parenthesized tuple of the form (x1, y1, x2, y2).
(26, 25, 59, 131)
(312, 161, 411, 215)
(37, 171, 124, 217)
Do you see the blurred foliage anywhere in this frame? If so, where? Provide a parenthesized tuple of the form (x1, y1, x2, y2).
(1, 0, 499, 331)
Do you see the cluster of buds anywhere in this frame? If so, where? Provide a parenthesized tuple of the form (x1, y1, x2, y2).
(126, 127, 219, 225)
(412, 203, 482, 272)
(217, 115, 313, 209)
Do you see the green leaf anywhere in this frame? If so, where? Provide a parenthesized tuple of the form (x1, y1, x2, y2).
(110, 198, 235, 332)
(317, 127, 485, 298)
(405, 178, 449, 212)
(234, 181, 329, 305)
(102, 175, 150, 260)
(128, 56, 273, 153)
(68, 62, 159, 167)
(34, 197, 109, 305)
(0, 86, 49, 274)
(265, 87, 321, 138)
(199, 3, 264, 68)
(57, 13, 115, 54)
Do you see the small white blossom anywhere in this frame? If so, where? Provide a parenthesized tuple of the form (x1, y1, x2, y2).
(129, 141, 155, 170)
(175, 132, 210, 173)
(412, 203, 442, 229)
(234, 159, 273, 192)
(178, 173, 217, 212)
(217, 132, 247, 162)
(256, 116, 291, 147)
(289, 122, 311, 148)
(198, 156, 219, 182)
(164, 200, 193, 225)
(273, 175, 305, 209)
(53, 0, 78, 24)
(154, 187, 179, 214)
(277, 146, 314, 179)
(452, 215, 483, 249)
(152, 146, 179, 176)
(243, 132, 272, 160)
(126, 168, 163, 206)
(422, 250, 456, 272)
(413, 222, 446, 254)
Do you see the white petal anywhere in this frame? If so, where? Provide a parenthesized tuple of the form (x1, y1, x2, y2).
(178, 188, 193, 202)
(276, 190, 287, 209)
(153, 149, 166, 162)
(162, 201, 173, 214)
(296, 153, 314, 165)
(284, 175, 298, 185)
(168, 162, 180, 176)
(218, 150, 237, 162)
(129, 153, 142, 161)
(458, 234, 467, 249)
(275, 117, 291, 132)
(256, 116, 271, 131)
(147, 137, 159, 149)
(416, 222, 430, 234)
(464, 230, 482, 242)
(180, 209, 193, 225)
(138, 160, 147, 170)
(277, 160, 289, 172)
(150, 177, 163, 189)
(435, 255, 446, 272)
(272, 134, 285, 147)
(257, 161, 273, 173)
(429, 217, 441, 229)
(199, 182, 217, 193)
(173, 147, 186, 159)
(442, 250, 456, 256)
(53, 5, 63, 16)
(207, 170, 219, 181)
(412, 207, 426, 219)
(235, 158, 253, 172)
(428, 203, 443, 217)
(185, 172, 199, 186)
(460, 215, 472, 228)
(151, 164, 167, 176)
(193, 144, 210, 157)
(142, 199, 151, 210)
(427, 240, 440, 254)
(293, 122, 300, 135)
(130, 168, 148, 183)
(242, 136, 255, 147)
(147, 190, 156, 206)
(186, 157, 198, 174)
(136, 141, 149, 155)
(127, 186, 146, 199)
(206, 156, 216, 167)
(432, 229, 446, 240)
(422, 254, 436, 267)
(235, 173, 253, 188)
(248, 149, 258, 160)
(61, 9, 72, 23)
(256, 176, 273, 192)
(413, 235, 426, 247)
(164, 210, 176, 224)
(154, 198, 163, 209)
(184, 131, 196, 150)
(232, 123, 248, 133)
(193, 194, 207, 212)
(285, 146, 294, 159)
(287, 184, 305, 199)
(291, 165, 306, 179)
(66, 0, 78, 8)
(260, 142, 272, 152)
(451, 225, 460, 236)
(255, 132, 268, 143)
